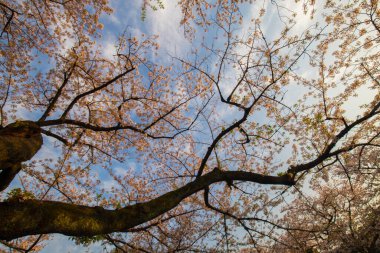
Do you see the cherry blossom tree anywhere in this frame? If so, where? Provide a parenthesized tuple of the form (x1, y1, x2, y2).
(0, 0, 379, 251)
(273, 147, 380, 252)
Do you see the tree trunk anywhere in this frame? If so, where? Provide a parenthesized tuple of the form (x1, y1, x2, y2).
(0, 121, 43, 192)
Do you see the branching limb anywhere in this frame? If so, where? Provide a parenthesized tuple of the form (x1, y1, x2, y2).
(0, 168, 293, 240)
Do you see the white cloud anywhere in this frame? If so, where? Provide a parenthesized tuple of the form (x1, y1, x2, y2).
(143, 0, 190, 58)
(100, 178, 117, 191)
(114, 164, 135, 177)
(102, 39, 117, 60)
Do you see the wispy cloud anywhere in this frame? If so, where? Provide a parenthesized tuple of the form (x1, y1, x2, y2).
(142, 0, 190, 58)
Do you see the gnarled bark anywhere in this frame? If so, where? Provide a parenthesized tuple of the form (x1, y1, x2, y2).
(0, 168, 294, 240)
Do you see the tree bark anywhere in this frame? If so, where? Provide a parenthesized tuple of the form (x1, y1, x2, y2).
(0, 121, 43, 192)
(0, 168, 294, 240)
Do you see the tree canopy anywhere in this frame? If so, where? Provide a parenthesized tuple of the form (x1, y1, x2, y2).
(0, 0, 379, 252)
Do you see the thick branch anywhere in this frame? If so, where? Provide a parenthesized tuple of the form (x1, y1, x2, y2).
(0, 164, 22, 192)
(59, 67, 135, 119)
(38, 118, 194, 140)
(38, 62, 77, 122)
(290, 101, 380, 175)
(0, 168, 294, 240)
(0, 121, 43, 192)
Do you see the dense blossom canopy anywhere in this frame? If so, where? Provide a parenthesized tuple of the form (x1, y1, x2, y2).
(0, 0, 379, 252)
